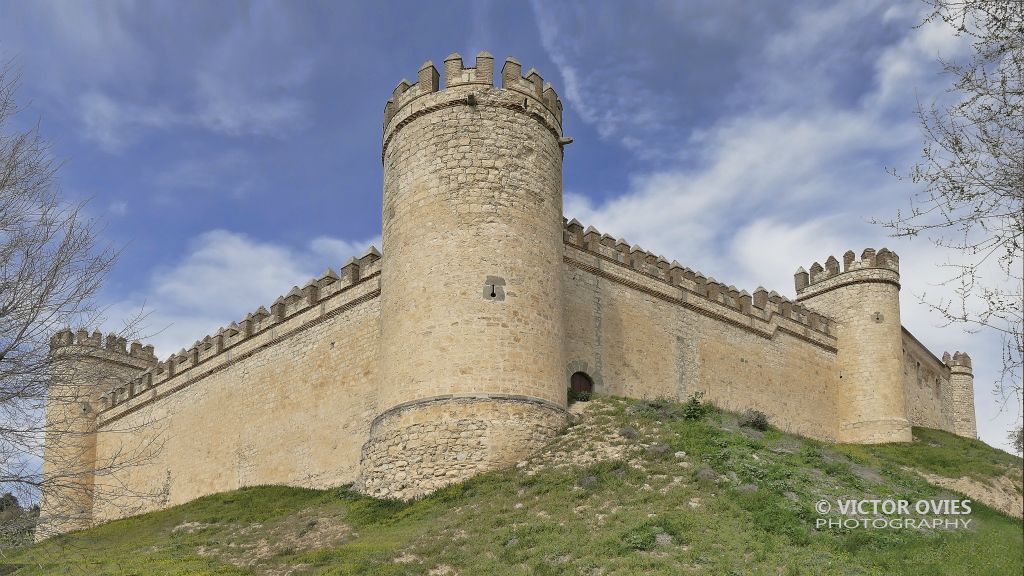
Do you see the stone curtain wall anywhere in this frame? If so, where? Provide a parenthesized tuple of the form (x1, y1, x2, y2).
(901, 328, 955, 431)
(562, 242, 843, 441)
(76, 234, 975, 526)
(90, 276, 382, 523)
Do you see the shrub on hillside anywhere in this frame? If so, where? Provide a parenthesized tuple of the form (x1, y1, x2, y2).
(0, 492, 38, 548)
(682, 391, 711, 420)
(739, 409, 769, 431)
(629, 393, 713, 421)
(620, 525, 657, 551)
(567, 388, 592, 402)
(631, 397, 682, 420)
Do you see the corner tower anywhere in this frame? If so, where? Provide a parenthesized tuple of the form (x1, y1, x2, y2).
(795, 249, 912, 443)
(38, 329, 156, 539)
(943, 351, 977, 438)
(357, 53, 571, 499)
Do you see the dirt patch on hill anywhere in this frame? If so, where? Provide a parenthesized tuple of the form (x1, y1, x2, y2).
(918, 469, 1023, 519)
(522, 399, 639, 473)
(194, 507, 354, 575)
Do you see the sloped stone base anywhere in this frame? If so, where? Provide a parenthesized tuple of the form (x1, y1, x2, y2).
(355, 395, 567, 500)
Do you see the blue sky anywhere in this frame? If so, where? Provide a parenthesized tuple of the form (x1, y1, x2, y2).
(1, 0, 1019, 452)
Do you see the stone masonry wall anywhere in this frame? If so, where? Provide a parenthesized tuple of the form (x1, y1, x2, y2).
(562, 240, 843, 441)
(901, 328, 954, 431)
(90, 273, 382, 523)
(356, 397, 567, 500)
(70, 233, 973, 528)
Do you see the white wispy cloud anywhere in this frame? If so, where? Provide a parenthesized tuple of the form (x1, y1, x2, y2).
(563, 108, 912, 279)
(194, 81, 307, 137)
(78, 91, 181, 153)
(530, 1, 678, 150)
(77, 85, 309, 152)
(13, 2, 317, 152)
(152, 149, 258, 200)
(190, 0, 316, 135)
(309, 236, 383, 264)
(107, 230, 379, 355)
(107, 200, 128, 216)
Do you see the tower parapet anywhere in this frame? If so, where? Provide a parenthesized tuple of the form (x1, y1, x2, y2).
(382, 52, 566, 167)
(795, 248, 910, 443)
(360, 54, 570, 499)
(383, 52, 563, 135)
(943, 351, 977, 438)
(50, 328, 157, 362)
(794, 248, 899, 294)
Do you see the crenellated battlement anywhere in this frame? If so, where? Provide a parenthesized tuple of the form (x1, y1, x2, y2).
(443, 51, 493, 89)
(383, 53, 563, 135)
(98, 246, 382, 412)
(943, 351, 973, 371)
(563, 218, 834, 338)
(794, 248, 900, 294)
(50, 328, 157, 363)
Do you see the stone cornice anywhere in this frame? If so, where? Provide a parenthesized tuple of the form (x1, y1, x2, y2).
(369, 393, 569, 431)
(382, 86, 562, 163)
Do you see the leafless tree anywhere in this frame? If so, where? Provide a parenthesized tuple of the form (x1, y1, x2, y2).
(881, 1, 1023, 426)
(0, 64, 164, 548)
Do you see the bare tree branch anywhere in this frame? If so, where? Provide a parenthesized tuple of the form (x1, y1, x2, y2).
(879, 1, 1024, 419)
(0, 62, 163, 552)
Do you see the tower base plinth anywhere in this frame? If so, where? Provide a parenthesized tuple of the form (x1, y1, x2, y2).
(356, 395, 567, 500)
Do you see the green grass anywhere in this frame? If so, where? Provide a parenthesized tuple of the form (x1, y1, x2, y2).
(3, 396, 1021, 575)
(837, 426, 1023, 486)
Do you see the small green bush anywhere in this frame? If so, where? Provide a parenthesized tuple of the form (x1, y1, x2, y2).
(682, 391, 711, 420)
(633, 397, 683, 420)
(568, 388, 592, 402)
(620, 525, 657, 551)
(739, 409, 769, 431)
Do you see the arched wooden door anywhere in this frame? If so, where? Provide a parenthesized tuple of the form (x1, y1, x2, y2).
(570, 371, 594, 395)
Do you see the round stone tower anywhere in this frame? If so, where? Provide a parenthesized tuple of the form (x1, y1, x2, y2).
(38, 329, 156, 539)
(944, 351, 977, 438)
(356, 53, 571, 499)
(795, 249, 912, 443)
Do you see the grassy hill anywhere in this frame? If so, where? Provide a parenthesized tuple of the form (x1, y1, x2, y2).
(4, 395, 1022, 575)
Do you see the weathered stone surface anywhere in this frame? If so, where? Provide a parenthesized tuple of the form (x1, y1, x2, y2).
(356, 398, 566, 499)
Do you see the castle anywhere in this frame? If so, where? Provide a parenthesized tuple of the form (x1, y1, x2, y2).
(39, 53, 977, 537)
